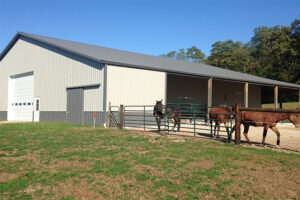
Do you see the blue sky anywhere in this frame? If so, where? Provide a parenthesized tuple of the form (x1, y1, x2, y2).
(0, 0, 299, 57)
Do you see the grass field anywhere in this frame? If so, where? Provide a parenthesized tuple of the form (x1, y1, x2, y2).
(0, 123, 300, 199)
(262, 101, 300, 109)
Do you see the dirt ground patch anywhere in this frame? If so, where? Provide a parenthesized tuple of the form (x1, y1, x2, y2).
(238, 125, 300, 152)
(129, 123, 300, 153)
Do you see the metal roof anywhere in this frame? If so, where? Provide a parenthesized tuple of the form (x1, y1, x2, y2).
(1, 32, 300, 90)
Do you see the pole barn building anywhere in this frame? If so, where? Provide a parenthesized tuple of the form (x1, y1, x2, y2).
(0, 32, 299, 125)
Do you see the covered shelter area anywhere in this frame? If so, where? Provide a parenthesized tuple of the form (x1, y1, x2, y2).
(166, 73, 294, 109)
(261, 86, 300, 109)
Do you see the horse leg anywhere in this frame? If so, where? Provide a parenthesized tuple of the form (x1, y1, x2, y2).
(270, 126, 280, 146)
(213, 121, 217, 138)
(243, 124, 251, 144)
(225, 122, 230, 141)
(232, 123, 236, 134)
(171, 118, 176, 132)
(217, 122, 221, 138)
(155, 116, 160, 133)
(262, 125, 269, 146)
(177, 119, 181, 132)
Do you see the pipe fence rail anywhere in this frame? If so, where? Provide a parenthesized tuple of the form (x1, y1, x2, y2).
(108, 103, 299, 145)
(108, 103, 234, 142)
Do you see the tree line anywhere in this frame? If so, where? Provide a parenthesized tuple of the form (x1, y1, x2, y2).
(161, 17, 300, 89)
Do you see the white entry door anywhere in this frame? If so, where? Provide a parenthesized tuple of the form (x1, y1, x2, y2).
(8, 73, 34, 121)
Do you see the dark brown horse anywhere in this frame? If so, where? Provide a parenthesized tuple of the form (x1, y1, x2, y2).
(238, 110, 300, 146)
(153, 100, 182, 133)
(153, 100, 164, 132)
(209, 107, 234, 140)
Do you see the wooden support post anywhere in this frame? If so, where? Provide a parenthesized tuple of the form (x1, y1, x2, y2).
(235, 104, 241, 145)
(107, 102, 111, 128)
(274, 86, 279, 109)
(119, 104, 124, 129)
(207, 78, 213, 107)
(244, 82, 249, 108)
(298, 90, 300, 108)
(207, 78, 213, 118)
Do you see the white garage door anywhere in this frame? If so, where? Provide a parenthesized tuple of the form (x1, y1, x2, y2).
(8, 73, 34, 121)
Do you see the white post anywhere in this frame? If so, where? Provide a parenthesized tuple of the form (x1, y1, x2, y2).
(207, 78, 213, 120)
(207, 78, 213, 108)
(244, 83, 249, 108)
(274, 86, 279, 109)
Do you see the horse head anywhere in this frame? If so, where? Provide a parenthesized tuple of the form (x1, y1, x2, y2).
(154, 99, 164, 118)
(154, 99, 163, 112)
(289, 112, 300, 128)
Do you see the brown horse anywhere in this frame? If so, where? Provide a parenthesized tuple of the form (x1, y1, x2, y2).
(238, 110, 300, 146)
(209, 107, 234, 140)
(166, 105, 182, 132)
(153, 100, 181, 133)
(153, 100, 164, 132)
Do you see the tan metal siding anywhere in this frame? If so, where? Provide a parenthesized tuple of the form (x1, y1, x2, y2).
(0, 37, 104, 112)
(106, 65, 166, 108)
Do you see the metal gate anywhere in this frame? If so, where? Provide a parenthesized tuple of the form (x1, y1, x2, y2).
(109, 106, 121, 128)
(122, 104, 234, 141)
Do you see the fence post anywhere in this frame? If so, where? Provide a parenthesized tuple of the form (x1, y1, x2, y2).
(107, 102, 111, 128)
(229, 108, 233, 142)
(144, 106, 146, 131)
(193, 104, 196, 137)
(235, 104, 241, 145)
(120, 104, 124, 129)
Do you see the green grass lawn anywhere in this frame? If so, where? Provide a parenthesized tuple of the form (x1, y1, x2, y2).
(262, 101, 300, 109)
(0, 123, 300, 199)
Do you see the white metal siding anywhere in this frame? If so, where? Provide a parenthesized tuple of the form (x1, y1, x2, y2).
(0, 37, 104, 112)
(106, 65, 166, 108)
(84, 86, 102, 111)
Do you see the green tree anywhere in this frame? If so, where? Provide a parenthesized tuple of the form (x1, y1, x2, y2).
(186, 46, 206, 63)
(205, 40, 257, 73)
(291, 18, 300, 84)
(249, 25, 298, 83)
(160, 46, 205, 63)
(177, 48, 187, 61)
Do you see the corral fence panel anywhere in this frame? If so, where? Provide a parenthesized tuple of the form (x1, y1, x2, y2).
(108, 103, 234, 141)
(108, 106, 121, 128)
